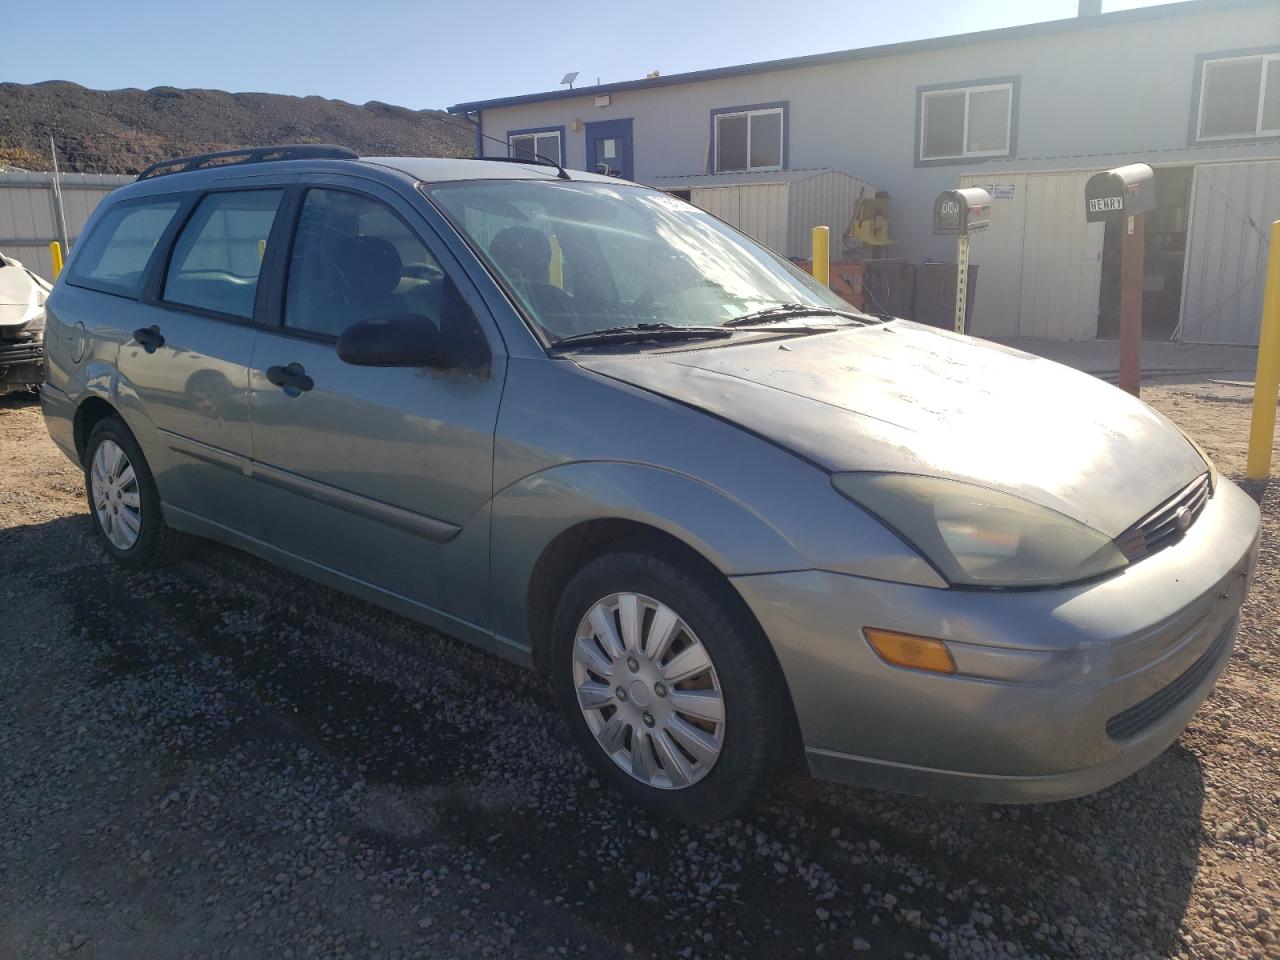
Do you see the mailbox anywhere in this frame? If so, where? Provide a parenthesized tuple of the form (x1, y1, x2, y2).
(1085, 163, 1155, 222)
(933, 187, 991, 236)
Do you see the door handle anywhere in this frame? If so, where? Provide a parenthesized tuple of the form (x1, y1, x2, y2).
(132, 325, 165, 354)
(266, 361, 314, 396)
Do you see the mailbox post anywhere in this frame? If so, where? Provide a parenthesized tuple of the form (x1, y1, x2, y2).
(1085, 163, 1155, 396)
(933, 187, 991, 335)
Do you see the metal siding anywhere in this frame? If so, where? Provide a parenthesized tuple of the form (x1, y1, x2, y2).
(961, 173, 1027, 338)
(1180, 159, 1280, 345)
(787, 170, 877, 259)
(963, 171, 1102, 339)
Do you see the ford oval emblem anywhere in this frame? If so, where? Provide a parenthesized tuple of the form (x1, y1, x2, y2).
(1174, 506, 1191, 532)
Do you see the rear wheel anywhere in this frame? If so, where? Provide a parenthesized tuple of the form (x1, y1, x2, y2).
(552, 549, 793, 822)
(83, 417, 194, 568)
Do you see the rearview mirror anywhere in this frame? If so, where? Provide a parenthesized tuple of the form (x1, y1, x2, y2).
(337, 314, 455, 368)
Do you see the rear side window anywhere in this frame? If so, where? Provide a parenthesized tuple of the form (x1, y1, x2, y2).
(162, 190, 283, 319)
(67, 200, 181, 297)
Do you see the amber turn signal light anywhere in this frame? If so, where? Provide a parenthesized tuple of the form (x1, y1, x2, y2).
(863, 628, 957, 675)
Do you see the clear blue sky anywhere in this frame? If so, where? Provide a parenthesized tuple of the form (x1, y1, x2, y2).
(5, 0, 1178, 111)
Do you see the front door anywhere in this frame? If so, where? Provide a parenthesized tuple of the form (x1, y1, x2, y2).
(247, 178, 505, 629)
(585, 119, 634, 180)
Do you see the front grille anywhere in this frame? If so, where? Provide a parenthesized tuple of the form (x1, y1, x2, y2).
(1105, 617, 1234, 741)
(0, 340, 43, 366)
(1114, 473, 1211, 563)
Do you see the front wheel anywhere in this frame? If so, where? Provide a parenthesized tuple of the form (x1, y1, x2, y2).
(552, 549, 794, 822)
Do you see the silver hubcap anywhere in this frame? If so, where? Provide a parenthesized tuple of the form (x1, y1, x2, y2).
(572, 592, 725, 790)
(90, 440, 141, 550)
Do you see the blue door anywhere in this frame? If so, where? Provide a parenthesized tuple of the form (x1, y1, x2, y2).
(585, 119, 634, 180)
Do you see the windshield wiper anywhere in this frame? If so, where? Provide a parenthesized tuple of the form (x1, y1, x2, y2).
(722, 302, 873, 327)
(550, 323, 733, 350)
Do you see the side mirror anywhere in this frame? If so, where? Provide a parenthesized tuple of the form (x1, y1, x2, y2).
(337, 314, 455, 368)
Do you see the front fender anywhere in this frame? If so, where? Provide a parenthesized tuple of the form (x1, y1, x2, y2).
(488, 460, 807, 650)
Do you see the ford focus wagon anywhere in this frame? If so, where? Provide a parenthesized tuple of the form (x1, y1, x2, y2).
(41, 145, 1260, 822)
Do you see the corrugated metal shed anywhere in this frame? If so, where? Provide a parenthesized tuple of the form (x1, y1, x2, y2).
(652, 168, 877, 259)
(0, 171, 133, 280)
(1179, 159, 1280, 346)
(960, 170, 1103, 339)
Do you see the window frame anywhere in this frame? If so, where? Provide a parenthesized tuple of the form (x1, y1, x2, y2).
(156, 186, 288, 324)
(506, 126, 566, 166)
(64, 192, 194, 301)
(915, 78, 1018, 167)
(1192, 48, 1280, 144)
(710, 102, 788, 174)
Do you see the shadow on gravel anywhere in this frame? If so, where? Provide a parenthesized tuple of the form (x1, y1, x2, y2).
(9, 511, 1209, 958)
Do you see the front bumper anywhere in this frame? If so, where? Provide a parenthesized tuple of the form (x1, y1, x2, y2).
(732, 477, 1261, 803)
(0, 336, 44, 392)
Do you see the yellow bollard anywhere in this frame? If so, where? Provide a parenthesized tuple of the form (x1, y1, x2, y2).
(548, 234, 564, 289)
(258, 238, 266, 264)
(1246, 221, 1280, 479)
(812, 225, 830, 287)
(49, 240, 64, 279)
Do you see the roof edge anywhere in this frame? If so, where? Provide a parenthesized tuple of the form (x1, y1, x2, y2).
(447, 0, 1266, 114)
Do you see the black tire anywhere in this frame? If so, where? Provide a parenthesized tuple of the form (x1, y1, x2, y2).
(551, 549, 796, 822)
(83, 416, 195, 568)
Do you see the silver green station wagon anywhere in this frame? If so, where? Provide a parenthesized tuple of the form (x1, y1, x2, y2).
(41, 145, 1260, 822)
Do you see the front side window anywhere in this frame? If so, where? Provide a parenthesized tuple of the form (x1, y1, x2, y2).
(920, 83, 1014, 161)
(162, 190, 283, 318)
(425, 180, 856, 343)
(1197, 53, 1280, 140)
(714, 107, 784, 172)
(509, 130, 562, 165)
(68, 199, 182, 297)
(284, 189, 483, 354)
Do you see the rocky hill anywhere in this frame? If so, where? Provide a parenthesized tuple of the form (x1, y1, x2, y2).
(0, 81, 474, 174)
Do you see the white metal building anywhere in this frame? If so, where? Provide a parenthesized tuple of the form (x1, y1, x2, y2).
(0, 171, 133, 281)
(449, 0, 1280, 345)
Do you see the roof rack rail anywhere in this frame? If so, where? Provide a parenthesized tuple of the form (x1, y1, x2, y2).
(136, 144, 358, 181)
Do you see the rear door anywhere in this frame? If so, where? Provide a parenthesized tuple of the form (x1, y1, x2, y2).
(113, 185, 288, 536)
(247, 176, 506, 628)
(585, 118, 634, 179)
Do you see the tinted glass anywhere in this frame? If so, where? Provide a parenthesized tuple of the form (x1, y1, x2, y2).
(284, 189, 482, 349)
(1201, 58, 1263, 138)
(163, 190, 282, 318)
(535, 133, 561, 162)
(749, 112, 783, 168)
(966, 88, 1011, 153)
(716, 114, 748, 172)
(426, 180, 858, 343)
(922, 91, 965, 158)
(68, 200, 181, 296)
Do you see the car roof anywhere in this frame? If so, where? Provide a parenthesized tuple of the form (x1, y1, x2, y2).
(112, 155, 632, 202)
(358, 156, 625, 184)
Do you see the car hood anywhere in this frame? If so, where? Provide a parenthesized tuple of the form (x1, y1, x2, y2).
(572, 320, 1207, 537)
(0, 260, 47, 329)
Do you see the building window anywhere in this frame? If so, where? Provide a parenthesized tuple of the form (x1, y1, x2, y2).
(713, 105, 786, 173)
(919, 82, 1014, 162)
(1196, 52, 1280, 141)
(508, 128, 563, 165)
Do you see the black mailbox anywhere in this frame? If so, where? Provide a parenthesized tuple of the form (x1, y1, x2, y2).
(1085, 163, 1155, 222)
(933, 187, 991, 236)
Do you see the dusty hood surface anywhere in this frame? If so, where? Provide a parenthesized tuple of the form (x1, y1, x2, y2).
(0, 260, 47, 329)
(573, 320, 1206, 537)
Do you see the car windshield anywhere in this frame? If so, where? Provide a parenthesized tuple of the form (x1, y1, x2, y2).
(423, 179, 863, 343)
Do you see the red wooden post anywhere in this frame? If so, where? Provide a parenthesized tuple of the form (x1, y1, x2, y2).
(1118, 213, 1144, 397)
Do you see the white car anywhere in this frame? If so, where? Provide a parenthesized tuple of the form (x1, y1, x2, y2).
(0, 250, 50, 394)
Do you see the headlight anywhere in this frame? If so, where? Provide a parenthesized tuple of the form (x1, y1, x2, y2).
(832, 473, 1128, 588)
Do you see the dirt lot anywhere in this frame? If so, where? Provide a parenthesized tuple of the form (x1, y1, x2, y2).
(1, 379, 1278, 960)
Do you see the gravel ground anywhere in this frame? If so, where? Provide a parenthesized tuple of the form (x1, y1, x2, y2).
(1, 378, 1278, 960)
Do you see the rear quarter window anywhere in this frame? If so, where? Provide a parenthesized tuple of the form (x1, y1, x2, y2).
(67, 199, 182, 297)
